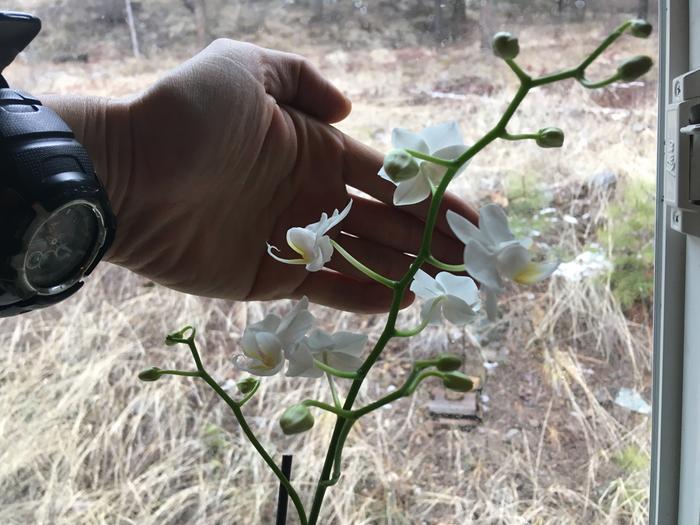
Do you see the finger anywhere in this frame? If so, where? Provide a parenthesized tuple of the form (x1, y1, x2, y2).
(341, 134, 480, 235)
(263, 48, 352, 123)
(326, 233, 415, 282)
(343, 196, 465, 265)
(294, 270, 413, 314)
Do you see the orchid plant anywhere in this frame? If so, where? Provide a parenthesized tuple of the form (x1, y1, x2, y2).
(138, 19, 653, 524)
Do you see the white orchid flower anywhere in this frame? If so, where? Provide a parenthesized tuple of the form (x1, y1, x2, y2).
(378, 121, 469, 206)
(267, 201, 352, 272)
(409, 270, 480, 325)
(234, 297, 314, 376)
(446, 204, 559, 319)
(286, 329, 367, 378)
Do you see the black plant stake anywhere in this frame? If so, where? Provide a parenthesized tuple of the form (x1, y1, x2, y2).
(276, 455, 293, 525)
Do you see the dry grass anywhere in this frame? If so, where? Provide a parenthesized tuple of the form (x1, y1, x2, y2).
(1, 17, 656, 525)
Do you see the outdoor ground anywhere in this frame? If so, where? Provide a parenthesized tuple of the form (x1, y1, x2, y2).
(0, 3, 657, 524)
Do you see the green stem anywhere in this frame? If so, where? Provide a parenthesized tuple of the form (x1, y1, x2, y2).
(577, 20, 631, 72)
(158, 369, 201, 378)
(313, 359, 359, 379)
(237, 381, 260, 407)
(427, 255, 466, 273)
(330, 240, 397, 289)
(505, 59, 531, 83)
(404, 149, 458, 168)
(302, 399, 353, 418)
(185, 341, 308, 525)
(326, 373, 342, 409)
(500, 131, 539, 141)
(319, 420, 355, 488)
(578, 73, 623, 89)
(394, 298, 442, 338)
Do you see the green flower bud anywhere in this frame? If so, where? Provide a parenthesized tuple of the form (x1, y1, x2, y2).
(442, 371, 474, 392)
(138, 367, 163, 382)
(617, 55, 653, 82)
(629, 19, 652, 38)
(436, 353, 463, 372)
(383, 149, 420, 183)
(237, 377, 259, 394)
(491, 32, 519, 60)
(280, 404, 315, 435)
(536, 127, 565, 148)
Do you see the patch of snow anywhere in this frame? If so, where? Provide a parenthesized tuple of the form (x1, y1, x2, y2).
(554, 250, 613, 282)
(614, 388, 651, 415)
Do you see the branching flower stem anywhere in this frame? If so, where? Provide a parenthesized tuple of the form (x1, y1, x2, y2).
(181, 338, 309, 525)
(306, 21, 634, 523)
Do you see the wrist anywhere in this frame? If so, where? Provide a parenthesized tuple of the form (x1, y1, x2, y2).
(42, 94, 134, 263)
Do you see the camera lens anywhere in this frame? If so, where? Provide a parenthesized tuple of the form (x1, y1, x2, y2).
(24, 203, 99, 290)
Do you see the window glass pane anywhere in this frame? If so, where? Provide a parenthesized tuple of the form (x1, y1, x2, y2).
(1, 1, 657, 523)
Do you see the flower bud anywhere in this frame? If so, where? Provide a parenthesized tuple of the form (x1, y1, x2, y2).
(237, 377, 259, 394)
(491, 32, 519, 60)
(280, 404, 315, 435)
(617, 55, 653, 82)
(629, 19, 652, 38)
(165, 326, 195, 346)
(383, 149, 420, 182)
(442, 372, 474, 392)
(536, 127, 565, 148)
(436, 353, 463, 372)
(138, 367, 163, 382)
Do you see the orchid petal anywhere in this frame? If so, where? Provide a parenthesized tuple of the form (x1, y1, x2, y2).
(420, 296, 444, 325)
(323, 200, 353, 233)
(464, 240, 502, 290)
(323, 351, 363, 372)
(419, 121, 464, 153)
(443, 295, 479, 325)
(480, 204, 515, 245)
(378, 166, 394, 182)
(435, 272, 480, 306)
(410, 269, 444, 299)
(446, 210, 489, 247)
(392, 128, 429, 153)
(286, 341, 323, 378)
(513, 260, 560, 284)
(330, 332, 367, 357)
(393, 174, 431, 206)
(234, 355, 285, 376)
(267, 243, 307, 266)
(306, 329, 335, 353)
(496, 243, 531, 280)
(276, 297, 314, 347)
(421, 145, 469, 187)
(287, 228, 317, 260)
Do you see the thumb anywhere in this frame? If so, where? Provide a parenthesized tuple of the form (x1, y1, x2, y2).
(262, 48, 352, 123)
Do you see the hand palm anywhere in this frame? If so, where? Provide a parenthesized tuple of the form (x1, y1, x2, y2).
(112, 40, 475, 312)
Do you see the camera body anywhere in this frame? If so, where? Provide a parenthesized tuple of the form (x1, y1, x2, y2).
(0, 12, 116, 317)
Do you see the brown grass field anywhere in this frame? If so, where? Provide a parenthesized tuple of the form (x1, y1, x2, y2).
(0, 7, 657, 524)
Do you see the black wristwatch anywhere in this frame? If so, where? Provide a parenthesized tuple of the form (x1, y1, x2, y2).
(0, 12, 116, 317)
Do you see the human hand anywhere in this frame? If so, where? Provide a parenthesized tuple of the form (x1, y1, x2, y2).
(49, 40, 477, 312)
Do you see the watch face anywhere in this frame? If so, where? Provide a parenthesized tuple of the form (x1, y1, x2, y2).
(24, 203, 99, 290)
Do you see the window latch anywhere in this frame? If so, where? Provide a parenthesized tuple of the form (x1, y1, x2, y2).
(666, 68, 700, 236)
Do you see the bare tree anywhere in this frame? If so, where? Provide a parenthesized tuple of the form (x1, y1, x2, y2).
(478, 0, 494, 49)
(638, 0, 649, 18)
(124, 0, 140, 58)
(183, 0, 209, 49)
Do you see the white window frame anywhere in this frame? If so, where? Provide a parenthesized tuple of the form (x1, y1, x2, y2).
(650, 1, 700, 523)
